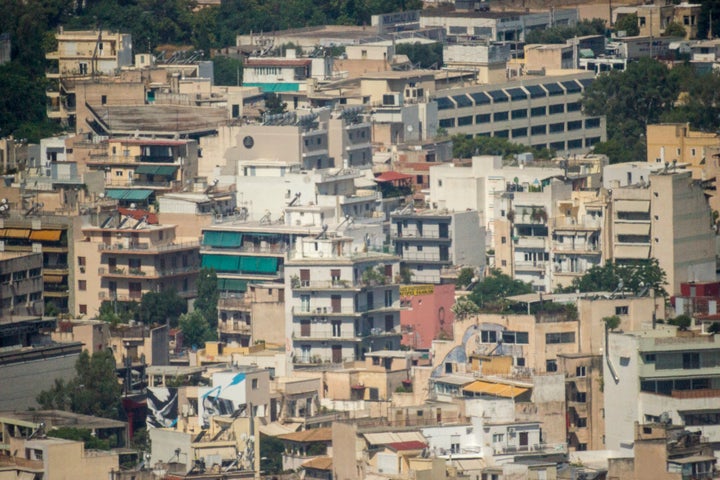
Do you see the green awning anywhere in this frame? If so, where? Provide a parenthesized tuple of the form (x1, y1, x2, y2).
(106, 189, 154, 201)
(218, 278, 248, 292)
(239, 256, 278, 274)
(202, 254, 240, 272)
(135, 165, 178, 176)
(203, 231, 243, 248)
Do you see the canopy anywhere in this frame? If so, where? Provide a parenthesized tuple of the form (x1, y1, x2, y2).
(106, 189, 154, 201)
(29, 230, 62, 242)
(203, 231, 243, 248)
(463, 380, 529, 398)
(134, 165, 178, 176)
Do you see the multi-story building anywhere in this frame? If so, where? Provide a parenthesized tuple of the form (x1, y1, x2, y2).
(285, 235, 402, 364)
(77, 137, 199, 205)
(610, 170, 716, 295)
(646, 123, 719, 177)
(558, 353, 604, 452)
(390, 208, 485, 284)
(605, 326, 720, 453)
(434, 72, 606, 155)
(45, 28, 133, 126)
(0, 252, 43, 319)
(73, 214, 200, 317)
(0, 214, 82, 314)
(217, 283, 285, 347)
(614, 3, 701, 40)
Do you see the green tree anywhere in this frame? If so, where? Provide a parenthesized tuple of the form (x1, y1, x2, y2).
(262, 92, 287, 115)
(669, 314, 692, 330)
(663, 21, 687, 37)
(395, 42, 443, 69)
(37, 350, 123, 419)
(525, 18, 606, 44)
(259, 433, 284, 475)
(140, 289, 187, 327)
(194, 268, 219, 328)
(452, 295, 480, 319)
(615, 13, 640, 36)
(560, 259, 668, 297)
(50, 427, 113, 450)
(452, 134, 554, 160)
(456, 267, 475, 290)
(604, 315, 621, 331)
(212, 55, 242, 87)
(179, 310, 215, 349)
(468, 268, 533, 311)
(582, 58, 678, 163)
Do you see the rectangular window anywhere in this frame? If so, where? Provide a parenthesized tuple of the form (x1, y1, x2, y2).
(495, 130, 509, 138)
(546, 332, 576, 344)
(586, 137, 601, 147)
(79, 304, 87, 315)
(332, 321, 342, 337)
(458, 115, 473, 126)
(439, 118, 456, 128)
(550, 141, 565, 150)
(567, 120, 582, 131)
(511, 109, 528, 119)
(549, 122, 565, 133)
(576, 366, 587, 377)
(493, 111, 509, 122)
(615, 306, 629, 315)
(252, 378, 258, 389)
(585, 118, 601, 129)
(577, 417, 587, 427)
(683, 352, 700, 369)
(78, 280, 87, 291)
(549, 104, 564, 114)
(531, 125, 547, 135)
(481, 330, 497, 343)
(576, 392, 587, 402)
(546, 359, 558, 372)
(566, 102, 581, 112)
(530, 106, 546, 117)
(475, 113, 491, 124)
(567, 138, 583, 149)
(512, 127, 527, 138)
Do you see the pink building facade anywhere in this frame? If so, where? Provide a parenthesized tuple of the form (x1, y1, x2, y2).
(400, 283, 455, 349)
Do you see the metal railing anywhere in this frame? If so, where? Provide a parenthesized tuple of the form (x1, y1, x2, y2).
(98, 241, 200, 252)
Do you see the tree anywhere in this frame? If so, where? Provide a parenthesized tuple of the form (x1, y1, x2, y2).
(37, 350, 123, 419)
(604, 315, 621, 331)
(395, 42, 443, 69)
(262, 92, 287, 116)
(525, 18, 606, 44)
(212, 56, 243, 86)
(559, 259, 668, 297)
(140, 289, 187, 327)
(468, 268, 533, 311)
(179, 310, 215, 349)
(452, 134, 555, 160)
(582, 58, 678, 163)
(615, 13, 640, 36)
(456, 267, 475, 290)
(452, 295, 480, 320)
(194, 268, 219, 328)
(669, 314, 692, 330)
(51, 427, 113, 450)
(663, 21, 686, 37)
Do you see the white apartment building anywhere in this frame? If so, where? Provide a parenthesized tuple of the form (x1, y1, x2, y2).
(285, 235, 402, 364)
(605, 327, 720, 453)
(389, 208, 485, 284)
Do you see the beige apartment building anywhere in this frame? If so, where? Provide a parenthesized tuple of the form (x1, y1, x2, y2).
(73, 217, 200, 317)
(610, 171, 716, 295)
(46, 28, 133, 125)
(646, 123, 719, 178)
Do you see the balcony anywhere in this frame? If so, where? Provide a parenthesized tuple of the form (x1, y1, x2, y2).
(392, 231, 452, 242)
(201, 243, 290, 255)
(293, 306, 362, 317)
(98, 241, 199, 254)
(493, 442, 566, 456)
(514, 261, 547, 272)
(401, 252, 452, 264)
(553, 216, 602, 230)
(98, 265, 199, 278)
(292, 280, 362, 291)
(514, 236, 546, 249)
(218, 322, 251, 335)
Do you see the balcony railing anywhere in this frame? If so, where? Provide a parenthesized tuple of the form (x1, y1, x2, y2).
(98, 241, 200, 253)
(493, 442, 566, 455)
(293, 302, 401, 316)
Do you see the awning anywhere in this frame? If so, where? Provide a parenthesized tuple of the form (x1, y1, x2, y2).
(374, 171, 412, 183)
(3, 228, 30, 239)
(239, 256, 278, 274)
(615, 223, 650, 235)
(201, 254, 240, 272)
(106, 189, 154, 201)
(218, 278, 247, 292)
(203, 231, 243, 248)
(615, 200, 650, 212)
(44, 274, 64, 283)
(30, 230, 62, 242)
(134, 165, 178, 176)
(462, 380, 529, 398)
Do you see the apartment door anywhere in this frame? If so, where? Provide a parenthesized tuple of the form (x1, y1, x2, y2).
(332, 345, 342, 363)
(300, 269, 310, 286)
(519, 432, 529, 449)
(439, 223, 449, 238)
(331, 295, 342, 313)
(300, 320, 311, 337)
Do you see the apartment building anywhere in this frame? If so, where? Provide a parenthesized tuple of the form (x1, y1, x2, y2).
(435, 72, 605, 154)
(610, 171, 716, 295)
(78, 138, 199, 198)
(390, 208, 485, 284)
(614, 3, 701, 40)
(0, 252, 43, 319)
(605, 326, 720, 453)
(443, 42, 511, 84)
(74, 215, 200, 317)
(285, 235, 402, 364)
(646, 123, 719, 177)
(45, 28, 133, 125)
(217, 283, 285, 347)
(0, 214, 82, 314)
(558, 353, 604, 452)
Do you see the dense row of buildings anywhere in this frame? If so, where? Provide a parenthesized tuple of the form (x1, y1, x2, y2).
(2, 0, 720, 479)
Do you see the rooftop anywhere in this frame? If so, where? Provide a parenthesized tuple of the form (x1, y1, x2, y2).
(0, 410, 126, 430)
(90, 105, 227, 135)
(278, 427, 333, 443)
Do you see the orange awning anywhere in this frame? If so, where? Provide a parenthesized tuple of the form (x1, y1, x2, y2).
(3, 228, 30, 239)
(463, 380, 529, 398)
(29, 230, 62, 241)
(43, 274, 64, 283)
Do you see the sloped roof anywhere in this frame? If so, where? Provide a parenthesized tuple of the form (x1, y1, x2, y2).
(301, 456, 333, 470)
(278, 427, 332, 443)
(463, 380, 529, 398)
(374, 171, 413, 183)
(363, 431, 426, 446)
(386, 440, 427, 451)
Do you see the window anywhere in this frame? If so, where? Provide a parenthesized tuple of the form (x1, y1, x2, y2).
(530, 106, 546, 117)
(481, 330, 497, 343)
(576, 392, 587, 403)
(549, 104, 564, 114)
(549, 122, 565, 133)
(546, 359, 558, 372)
(576, 366, 586, 377)
(332, 321, 341, 337)
(439, 118, 455, 128)
(644, 354, 656, 362)
(492, 433, 504, 443)
(585, 118, 601, 129)
(503, 331, 529, 344)
(79, 304, 87, 315)
(495, 130, 509, 138)
(458, 115, 473, 126)
(501, 236, 507, 244)
(615, 306, 629, 315)
(683, 352, 700, 369)
(567, 120, 582, 131)
(101, 95, 107, 105)
(567, 102, 581, 112)
(493, 111, 509, 122)
(512, 127, 528, 138)
(511, 108, 527, 119)
(577, 417, 587, 427)
(78, 280, 87, 291)
(252, 378, 258, 389)
(639, 16, 646, 26)
(516, 357, 525, 367)
(567, 139, 582, 149)
(476, 113, 491, 124)
(531, 125, 547, 135)
(546, 332, 575, 344)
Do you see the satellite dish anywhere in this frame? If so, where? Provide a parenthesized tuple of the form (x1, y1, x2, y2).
(130, 203, 137, 209)
(406, 125, 414, 133)
(99, 193, 106, 199)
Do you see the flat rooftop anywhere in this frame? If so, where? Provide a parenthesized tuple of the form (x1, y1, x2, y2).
(0, 409, 126, 430)
(91, 105, 228, 135)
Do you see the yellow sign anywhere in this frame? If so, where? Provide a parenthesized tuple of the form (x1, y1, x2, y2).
(400, 284, 434, 296)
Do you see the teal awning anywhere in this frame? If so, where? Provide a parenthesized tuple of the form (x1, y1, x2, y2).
(243, 82, 301, 92)
(239, 256, 278, 274)
(202, 254, 240, 272)
(106, 189, 154, 201)
(218, 278, 248, 292)
(203, 231, 243, 248)
(135, 165, 178, 176)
